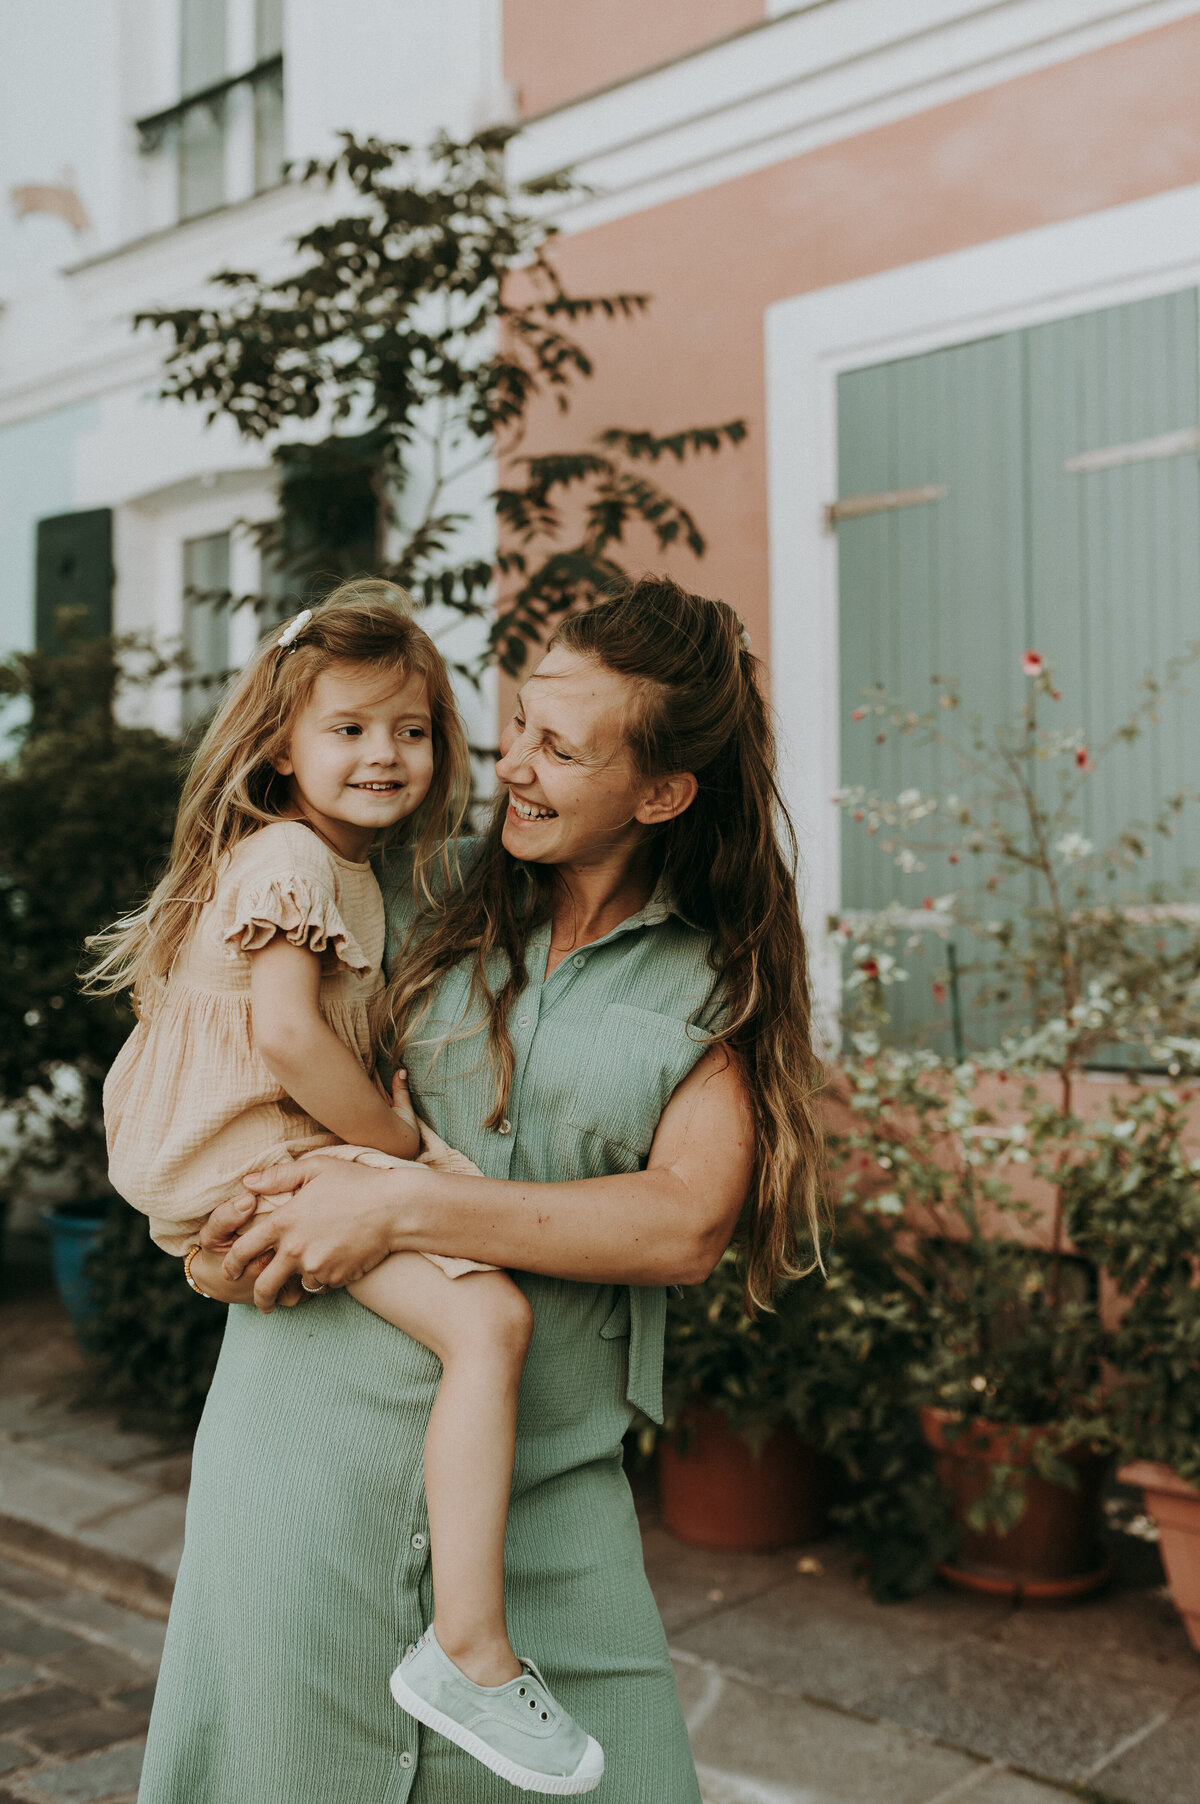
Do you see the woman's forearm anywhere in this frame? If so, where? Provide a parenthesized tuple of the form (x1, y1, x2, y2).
(393, 1164, 723, 1287)
(227, 1045, 751, 1308)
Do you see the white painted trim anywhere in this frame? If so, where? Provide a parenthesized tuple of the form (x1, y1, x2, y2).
(511, 0, 1200, 234)
(765, 177, 1200, 1024)
(0, 180, 318, 428)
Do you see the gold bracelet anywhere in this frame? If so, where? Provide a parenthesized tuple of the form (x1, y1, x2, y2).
(183, 1244, 215, 1299)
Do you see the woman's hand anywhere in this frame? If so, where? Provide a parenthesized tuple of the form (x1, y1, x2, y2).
(220, 1155, 418, 1311)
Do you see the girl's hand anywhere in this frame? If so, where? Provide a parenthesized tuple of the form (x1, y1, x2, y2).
(186, 1243, 307, 1309)
(389, 1067, 421, 1144)
(223, 1154, 417, 1310)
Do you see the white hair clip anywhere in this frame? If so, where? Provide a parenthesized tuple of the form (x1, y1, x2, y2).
(276, 608, 313, 651)
(740, 625, 752, 650)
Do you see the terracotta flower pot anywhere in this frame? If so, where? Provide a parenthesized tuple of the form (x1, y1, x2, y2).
(920, 1406, 1111, 1599)
(658, 1403, 828, 1552)
(1118, 1461, 1200, 1653)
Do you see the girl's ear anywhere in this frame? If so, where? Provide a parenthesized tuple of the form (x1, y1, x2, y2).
(270, 752, 295, 776)
(635, 772, 698, 826)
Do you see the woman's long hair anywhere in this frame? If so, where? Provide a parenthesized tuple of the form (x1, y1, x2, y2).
(84, 579, 470, 1014)
(386, 576, 826, 1306)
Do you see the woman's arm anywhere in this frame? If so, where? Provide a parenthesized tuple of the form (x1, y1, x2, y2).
(249, 935, 419, 1160)
(212, 1045, 754, 1311)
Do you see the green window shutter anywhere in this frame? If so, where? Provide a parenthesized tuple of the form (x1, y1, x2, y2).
(836, 287, 1200, 1051)
(1024, 289, 1200, 893)
(35, 508, 114, 653)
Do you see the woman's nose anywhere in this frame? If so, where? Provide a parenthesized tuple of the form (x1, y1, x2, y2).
(495, 732, 531, 784)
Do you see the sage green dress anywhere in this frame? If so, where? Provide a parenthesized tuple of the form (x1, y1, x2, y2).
(138, 871, 718, 1804)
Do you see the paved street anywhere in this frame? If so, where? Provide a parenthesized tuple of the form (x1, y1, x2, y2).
(2, 1252, 1199, 1803)
(0, 1557, 161, 1804)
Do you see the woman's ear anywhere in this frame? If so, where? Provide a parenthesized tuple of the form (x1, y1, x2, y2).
(636, 772, 698, 826)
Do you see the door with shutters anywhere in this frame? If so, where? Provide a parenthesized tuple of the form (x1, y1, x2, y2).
(836, 287, 1200, 1049)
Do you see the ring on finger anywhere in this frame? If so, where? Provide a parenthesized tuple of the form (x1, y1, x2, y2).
(300, 1277, 328, 1295)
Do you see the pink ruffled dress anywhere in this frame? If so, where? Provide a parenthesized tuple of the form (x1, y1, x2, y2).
(103, 819, 488, 1276)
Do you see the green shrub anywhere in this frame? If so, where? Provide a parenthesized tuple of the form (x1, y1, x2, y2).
(83, 1204, 226, 1436)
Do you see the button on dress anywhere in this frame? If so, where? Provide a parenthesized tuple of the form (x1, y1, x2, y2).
(138, 861, 720, 1804)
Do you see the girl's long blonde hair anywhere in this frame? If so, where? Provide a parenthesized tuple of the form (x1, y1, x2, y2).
(84, 580, 470, 1015)
(384, 577, 827, 1307)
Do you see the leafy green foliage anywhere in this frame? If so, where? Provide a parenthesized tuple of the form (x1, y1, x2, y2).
(81, 1202, 226, 1436)
(136, 130, 744, 675)
(0, 632, 182, 1201)
(658, 1234, 954, 1602)
(835, 1055, 1108, 1441)
(827, 648, 1200, 1545)
(0, 631, 220, 1437)
(1065, 1090, 1200, 1485)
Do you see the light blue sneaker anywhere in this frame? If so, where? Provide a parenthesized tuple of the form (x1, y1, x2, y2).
(390, 1627, 604, 1795)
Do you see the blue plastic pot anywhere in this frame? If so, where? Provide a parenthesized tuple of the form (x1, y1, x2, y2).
(42, 1205, 108, 1343)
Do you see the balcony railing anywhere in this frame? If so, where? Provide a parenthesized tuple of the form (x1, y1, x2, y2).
(135, 53, 283, 154)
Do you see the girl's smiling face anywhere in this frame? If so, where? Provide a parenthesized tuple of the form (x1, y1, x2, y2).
(272, 662, 433, 862)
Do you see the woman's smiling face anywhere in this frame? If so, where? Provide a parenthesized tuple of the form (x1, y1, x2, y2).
(495, 648, 654, 869)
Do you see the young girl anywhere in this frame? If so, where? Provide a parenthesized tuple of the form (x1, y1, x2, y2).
(87, 583, 604, 1796)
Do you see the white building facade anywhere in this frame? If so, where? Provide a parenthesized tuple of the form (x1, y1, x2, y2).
(0, 0, 507, 734)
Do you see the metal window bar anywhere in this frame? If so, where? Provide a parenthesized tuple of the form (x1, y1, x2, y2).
(135, 53, 284, 153)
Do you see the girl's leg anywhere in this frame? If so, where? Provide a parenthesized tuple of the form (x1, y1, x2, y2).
(348, 1255, 533, 1687)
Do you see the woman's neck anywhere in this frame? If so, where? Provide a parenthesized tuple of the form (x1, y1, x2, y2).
(546, 848, 657, 967)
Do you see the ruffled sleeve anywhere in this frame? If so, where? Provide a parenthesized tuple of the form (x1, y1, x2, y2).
(220, 823, 371, 974)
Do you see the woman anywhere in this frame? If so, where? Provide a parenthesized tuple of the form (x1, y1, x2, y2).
(138, 578, 824, 1804)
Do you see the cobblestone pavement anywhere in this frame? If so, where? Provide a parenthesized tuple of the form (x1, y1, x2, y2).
(0, 1555, 162, 1804)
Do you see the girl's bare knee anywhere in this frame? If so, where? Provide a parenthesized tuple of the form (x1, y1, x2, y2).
(460, 1275, 533, 1363)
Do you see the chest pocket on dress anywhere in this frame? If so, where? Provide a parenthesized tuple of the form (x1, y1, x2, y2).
(566, 1003, 704, 1163)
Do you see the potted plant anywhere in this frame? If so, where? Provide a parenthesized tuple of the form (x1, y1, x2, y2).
(655, 1248, 831, 1552)
(1065, 1091, 1200, 1649)
(832, 1050, 1113, 1596)
(654, 1212, 956, 1600)
(831, 644, 1200, 1596)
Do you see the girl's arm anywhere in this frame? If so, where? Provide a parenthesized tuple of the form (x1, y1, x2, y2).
(211, 1044, 754, 1310)
(249, 935, 420, 1161)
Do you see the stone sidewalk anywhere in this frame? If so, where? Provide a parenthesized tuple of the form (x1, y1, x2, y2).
(2, 1246, 1199, 1804)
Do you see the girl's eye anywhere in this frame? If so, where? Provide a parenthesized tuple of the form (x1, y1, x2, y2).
(400, 727, 427, 740)
(335, 724, 363, 737)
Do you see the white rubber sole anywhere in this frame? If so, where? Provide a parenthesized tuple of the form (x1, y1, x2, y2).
(389, 1667, 605, 1796)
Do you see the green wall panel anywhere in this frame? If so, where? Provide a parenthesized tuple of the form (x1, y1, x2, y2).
(837, 286, 1200, 1048)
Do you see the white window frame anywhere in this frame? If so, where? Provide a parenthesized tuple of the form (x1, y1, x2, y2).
(113, 474, 278, 735)
(133, 0, 285, 232)
(765, 177, 1200, 1037)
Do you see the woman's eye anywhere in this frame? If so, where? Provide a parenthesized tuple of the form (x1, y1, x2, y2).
(551, 746, 573, 762)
